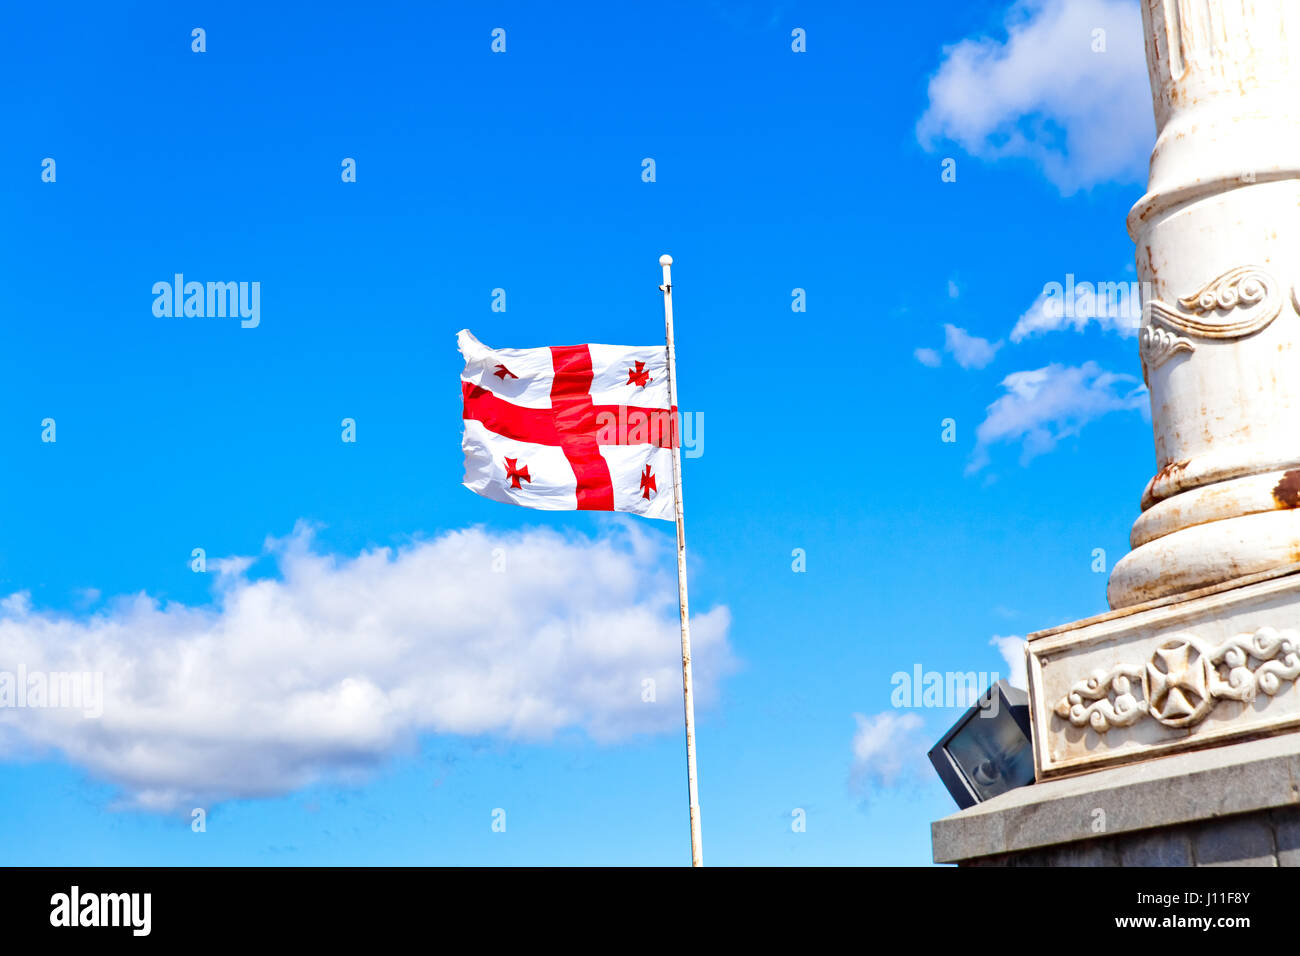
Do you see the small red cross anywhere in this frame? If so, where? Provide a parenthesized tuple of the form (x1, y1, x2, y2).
(627, 361, 653, 388)
(504, 457, 531, 489)
(493, 364, 518, 380)
(639, 465, 656, 499)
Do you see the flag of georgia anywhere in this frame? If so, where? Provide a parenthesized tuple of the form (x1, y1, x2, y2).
(458, 329, 677, 521)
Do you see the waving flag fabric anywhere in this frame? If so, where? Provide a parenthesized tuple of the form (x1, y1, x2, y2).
(458, 329, 676, 520)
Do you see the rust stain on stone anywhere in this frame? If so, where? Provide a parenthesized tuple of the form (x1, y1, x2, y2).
(1274, 470, 1300, 509)
(1155, 458, 1191, 483)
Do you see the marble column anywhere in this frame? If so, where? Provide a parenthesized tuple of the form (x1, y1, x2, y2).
(1108, 0, 1300, 609)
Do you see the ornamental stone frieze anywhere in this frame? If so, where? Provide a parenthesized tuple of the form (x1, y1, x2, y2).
(1028, 568, 1300, 778)
(1054, 627, 1300, 732)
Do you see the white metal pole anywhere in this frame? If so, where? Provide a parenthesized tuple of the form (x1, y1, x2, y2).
(659, 253, 703, 867)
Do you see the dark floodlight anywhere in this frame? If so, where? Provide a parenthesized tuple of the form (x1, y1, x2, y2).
(928, 679, 1035, 810)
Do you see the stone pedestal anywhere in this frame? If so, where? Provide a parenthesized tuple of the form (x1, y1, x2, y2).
(933, 730, 1300, 866)
(1030, 566, 1300, 779)
(934, 568, 1300, 865)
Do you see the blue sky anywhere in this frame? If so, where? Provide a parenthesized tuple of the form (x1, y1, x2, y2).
(0, 0, 1160, 865)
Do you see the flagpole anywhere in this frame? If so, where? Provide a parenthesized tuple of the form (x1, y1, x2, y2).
(659, 253, 703, 868)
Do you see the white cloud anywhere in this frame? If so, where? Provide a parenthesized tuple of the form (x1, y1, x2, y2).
(914, 347, 943, 368)
(0, 522, 733, 811)
(944, 324, 1002, 369)
(989, 635, 1028, 690)
(1011, 273, 1143, 342)
(915, 326, 1002, 369)
(948, 280, 961, 299)
(967, 361, 1147, 473)
(917, 0, 1151, 193)
(849, 711, 927, 794)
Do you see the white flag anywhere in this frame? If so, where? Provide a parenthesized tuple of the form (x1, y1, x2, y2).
(458, 330, 677, 520)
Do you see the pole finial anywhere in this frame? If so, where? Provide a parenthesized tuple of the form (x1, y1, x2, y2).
(659, 254, 673, 266)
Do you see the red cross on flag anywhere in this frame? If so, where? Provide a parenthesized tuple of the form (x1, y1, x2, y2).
(458, 329, 677, 520)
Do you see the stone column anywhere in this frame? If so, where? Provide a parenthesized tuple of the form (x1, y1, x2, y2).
(934, 3, 1300, 866)
(1108, 0, 1300, 609)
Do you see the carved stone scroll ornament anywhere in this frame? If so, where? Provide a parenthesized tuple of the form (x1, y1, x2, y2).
(1137, 325, 1193, 384)
(1053, 627, 1300, 732)
(1144, 265, 1282, 339)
